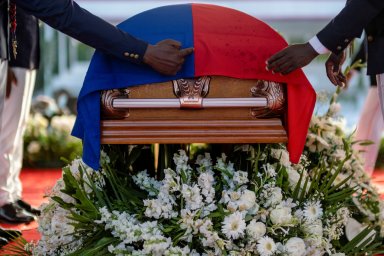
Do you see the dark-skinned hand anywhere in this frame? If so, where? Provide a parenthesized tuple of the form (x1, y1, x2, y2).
(6, 69, 17, 99)
(266, 42, 319, 75)
(143, 39, 194, 76)
(325, 51, 347, 88)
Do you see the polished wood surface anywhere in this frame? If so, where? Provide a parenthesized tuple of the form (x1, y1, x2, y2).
(100, 76, 287, 144)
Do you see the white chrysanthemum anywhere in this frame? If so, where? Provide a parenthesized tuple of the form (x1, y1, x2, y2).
(285, 237, 306, 256)
(270, 206, 293, 225)
(222, 212, 246, 240)
(257, 236, 277, 256)
(303, 201, 323, 222)
(246, 220, 266, 241)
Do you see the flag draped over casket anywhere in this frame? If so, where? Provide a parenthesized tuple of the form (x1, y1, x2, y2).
(72, 3, 316, 170)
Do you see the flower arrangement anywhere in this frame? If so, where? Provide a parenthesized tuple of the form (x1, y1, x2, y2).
(23, 112, 82, 168)
(7, 90, 384, 255)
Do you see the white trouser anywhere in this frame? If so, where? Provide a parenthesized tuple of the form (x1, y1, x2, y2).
(379, 74, 384, 120)
(353, 86, 384, 176)
(0, 60, 7, 132)
(0, 67, 36, 207)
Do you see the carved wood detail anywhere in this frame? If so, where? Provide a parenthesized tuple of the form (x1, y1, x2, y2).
(172, 76, 211, 108)
(101, 89, 130, 119)
(250, 80, 286, 118)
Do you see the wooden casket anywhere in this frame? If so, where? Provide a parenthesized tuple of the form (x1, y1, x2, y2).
(100, 76, 287, 145)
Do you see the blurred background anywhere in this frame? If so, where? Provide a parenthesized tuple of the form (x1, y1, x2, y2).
(27, 0, 382, 167)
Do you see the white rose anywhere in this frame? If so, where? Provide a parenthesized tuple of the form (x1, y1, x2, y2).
(287, 168, 300, 188)
(303, 219, 323, 236)
(246, 220, 266, 240)
(285, 237, 306, 256)
(270, 206, 293, 225)
(271, 148, 291, 167)
(238, 190, 256, 211)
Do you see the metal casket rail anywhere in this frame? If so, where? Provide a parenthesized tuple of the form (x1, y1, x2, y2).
(100, 76, 287, 144)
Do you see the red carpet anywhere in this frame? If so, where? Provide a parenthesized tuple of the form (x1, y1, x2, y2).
(0, 168, 62, 243)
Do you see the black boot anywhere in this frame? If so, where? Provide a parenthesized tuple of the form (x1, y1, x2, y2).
(0, 237, 8, 248)
(0, 228, 22, 241)
(15, 199, 40, 216)
(0, 203, 35, 224)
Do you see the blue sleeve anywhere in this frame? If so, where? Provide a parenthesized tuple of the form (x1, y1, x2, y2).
(12, 0, 148, 64)
(316, 0, 384, 54)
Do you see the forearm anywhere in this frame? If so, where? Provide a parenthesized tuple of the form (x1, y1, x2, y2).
(317, 0, 384, 54)
(12, 0, 148, 63)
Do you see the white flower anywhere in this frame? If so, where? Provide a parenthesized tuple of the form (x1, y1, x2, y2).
(285, 237, 306, 256)
(238, 190, 257, 211)
(222, 212, 246, 240)
(270, 206, 293, 225)
(263, 163, 277, 177)
(333, 149, 346, 161)
(181, 184, 203, 210)
(246, 220, 266, 241)
(264, 187, 283, 208)
(257, 236, 277, 256)
(233, 171, 249, 186)
(27, 141, 41, 154)
(306, 133, 330, 152)
(286, 167, 301, 189)
(303, 201, 323, 222)
(271, 148, 291, 167)
(329, 103, 341, 115)
(303, 219, 323, 237)
(333, 172, 349, 188)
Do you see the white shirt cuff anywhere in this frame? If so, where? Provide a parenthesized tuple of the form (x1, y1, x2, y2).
(309, 36, 330, 55)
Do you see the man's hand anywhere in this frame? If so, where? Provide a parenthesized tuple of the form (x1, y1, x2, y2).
(143, 39, 194, 76)
(325, 51, 346, 87)
(266, 42, 319, 75)
(6, 69, 17, 99)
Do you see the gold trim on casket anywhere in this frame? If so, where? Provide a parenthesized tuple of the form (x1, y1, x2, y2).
(100, 76, 287, 144)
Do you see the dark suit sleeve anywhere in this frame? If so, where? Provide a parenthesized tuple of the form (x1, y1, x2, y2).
(12, 0, 148, 64)
(316, 0, 384, 54)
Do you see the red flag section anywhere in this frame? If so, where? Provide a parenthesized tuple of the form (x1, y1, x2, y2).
(192, 4, 316, 163)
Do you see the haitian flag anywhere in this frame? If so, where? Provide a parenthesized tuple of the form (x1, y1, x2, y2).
(72, 3, 316, 170)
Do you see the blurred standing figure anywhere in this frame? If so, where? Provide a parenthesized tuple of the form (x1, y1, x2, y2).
(350, 44, 384, 176)
(0, 7, 40, 223)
